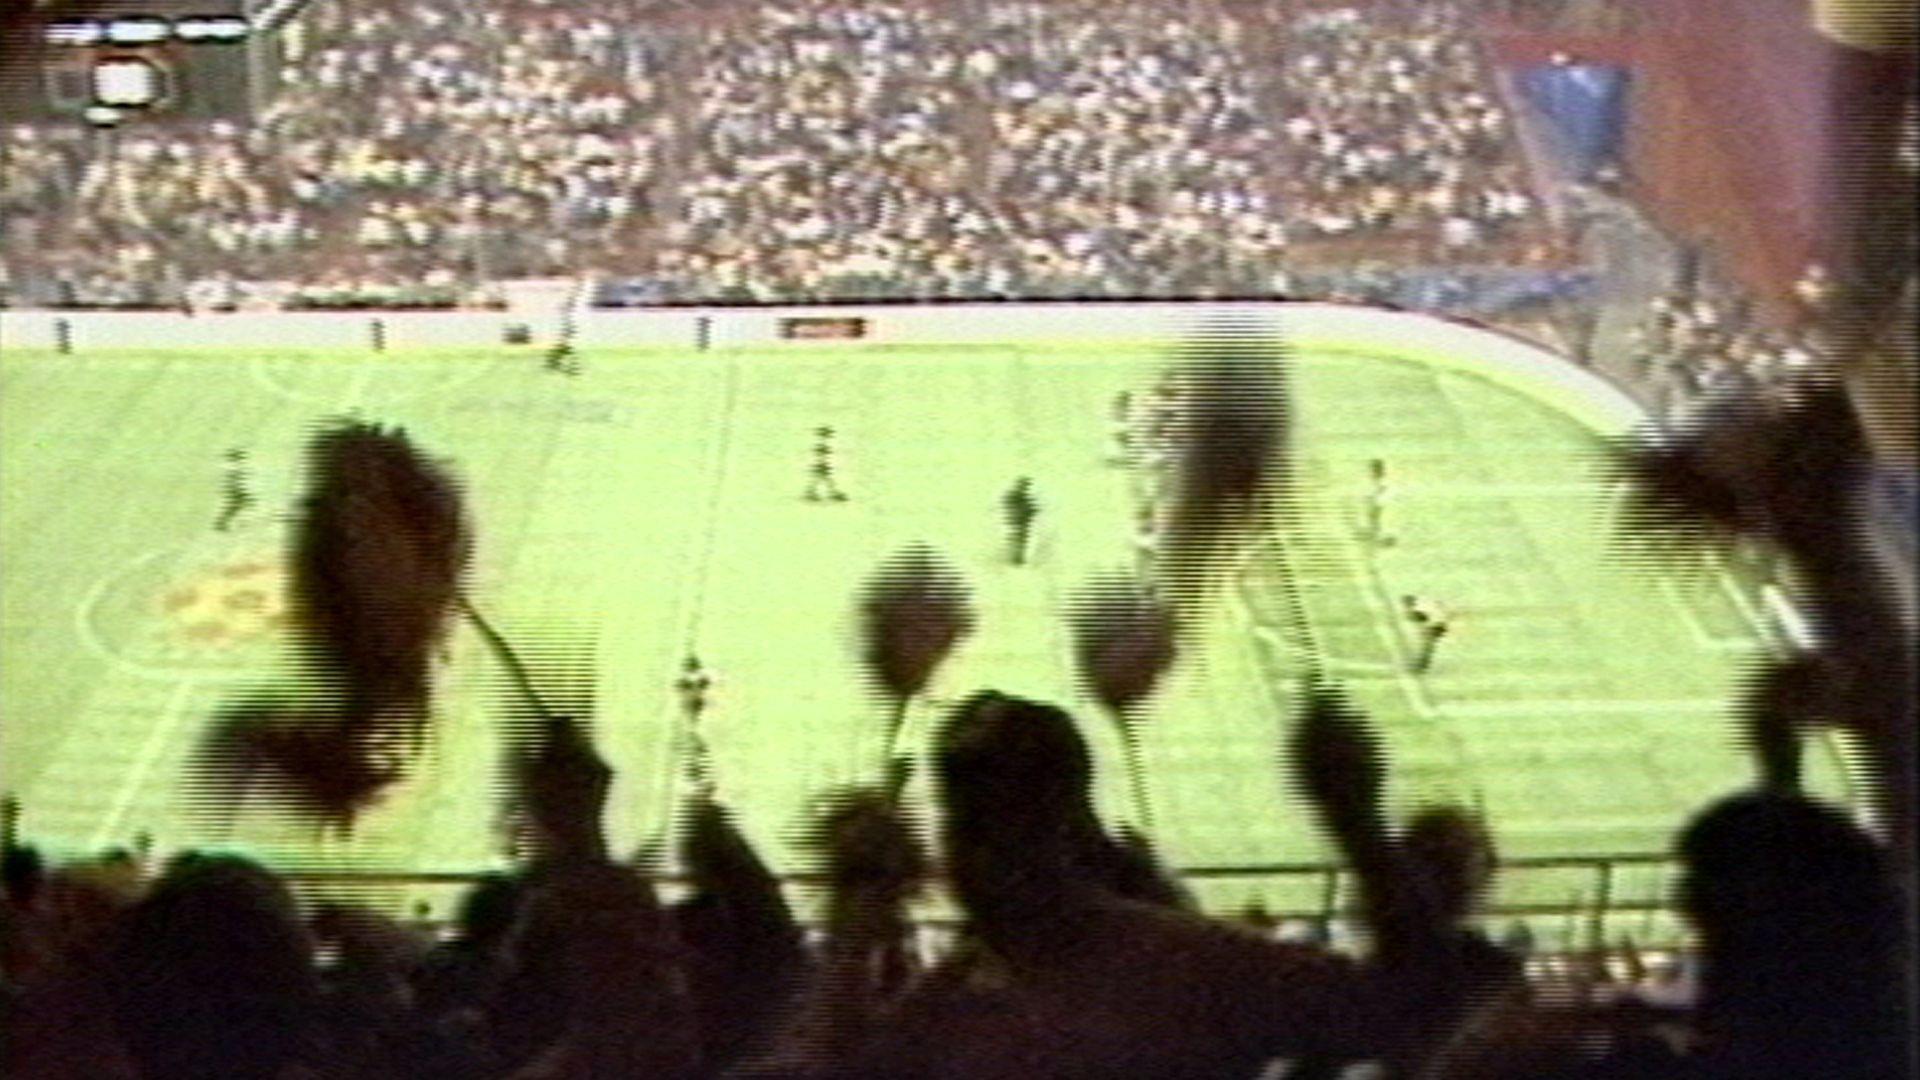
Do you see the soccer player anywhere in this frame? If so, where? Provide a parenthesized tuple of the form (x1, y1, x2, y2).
(675, 654, 716, 794)
(804, 425, 848, 502)
(542, 334, 582, 377)
(1004, 477, 1039, 565)
(1403, 594, 1451, 674)
(1360, 458, 1393, 547)
(676, 653, 712, 721)
(214, 448, 253, 532)
(542, 341, 573, 375)
(544, 307, 582, 375)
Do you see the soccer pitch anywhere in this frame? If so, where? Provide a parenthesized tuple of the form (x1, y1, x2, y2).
(0, 333, 1851, 944)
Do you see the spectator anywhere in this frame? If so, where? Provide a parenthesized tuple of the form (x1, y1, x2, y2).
(107, 853, 323, 1080)
(1675, 791, 1906, 1078)
(3, 0, 1553, 305)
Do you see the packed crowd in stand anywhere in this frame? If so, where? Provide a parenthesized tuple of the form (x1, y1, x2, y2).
(667, 0, 983, 300)
(0, 0, 1563, 308)
(1275, 5, 1537, 259)
(1, 0, 681, 309)
(1609, 100, 1917, 426)
(1626, 282, 1826, 420)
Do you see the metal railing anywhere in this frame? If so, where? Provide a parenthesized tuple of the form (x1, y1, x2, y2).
(277, 850, 1685, 956)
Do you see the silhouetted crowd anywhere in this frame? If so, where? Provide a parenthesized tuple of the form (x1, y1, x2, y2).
(0, 0, 1556, 308)
(2, 680, 1907, 1078)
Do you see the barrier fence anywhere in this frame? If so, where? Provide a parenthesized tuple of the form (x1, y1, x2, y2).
(274, 850, 1686, 958)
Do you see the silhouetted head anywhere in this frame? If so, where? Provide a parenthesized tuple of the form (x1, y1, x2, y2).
(3, 843, 44, 906)
(808, 787, 927, 906)
(1369, 458, 1385, 479)
(454, 872, 523, 950)
(1679, 791, 1895, 959)
(937, 692, 1092, 839)
(109, 853, 318, 1080)
(1402, 805, 1495, 927)
(1677, 791, 1904, 1072)
(938, 693, 1102, 945)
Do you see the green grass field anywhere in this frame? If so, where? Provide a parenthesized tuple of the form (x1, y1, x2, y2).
(0, 334, 1851, 947)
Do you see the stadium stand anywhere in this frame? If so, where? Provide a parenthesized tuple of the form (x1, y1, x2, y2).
(3, 0, 1567, 307)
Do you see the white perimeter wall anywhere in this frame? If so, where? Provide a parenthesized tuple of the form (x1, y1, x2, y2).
(0, 301, 1645, 434)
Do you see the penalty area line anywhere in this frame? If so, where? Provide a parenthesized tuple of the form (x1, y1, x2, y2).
(88, 680, 197, 852)
(1440, 697, 1730, 718)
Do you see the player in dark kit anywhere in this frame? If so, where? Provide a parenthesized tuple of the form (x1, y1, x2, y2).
(1004, 477, 1039, 565)
(214, 448, 254, 532)
(1403, 594, 1451, 674)
(804, 426, 848, 502)
(543, 303, 583, 375)
(1360, 458, 1392, 547)
(542, 338, 580, 377)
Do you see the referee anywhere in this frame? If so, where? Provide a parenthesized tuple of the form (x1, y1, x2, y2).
(1004, 477, 1039, 565)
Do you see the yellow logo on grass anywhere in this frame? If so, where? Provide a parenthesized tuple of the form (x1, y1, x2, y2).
(158, 557, 292, 650)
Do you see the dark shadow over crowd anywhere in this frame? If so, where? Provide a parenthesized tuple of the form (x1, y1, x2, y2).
(2, 683, 1909, 1078)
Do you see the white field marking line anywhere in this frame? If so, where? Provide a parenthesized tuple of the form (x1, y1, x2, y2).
(654, 348, 743, 867)
(1401, 481, 1597, 496)
(88, 680, 196, 851)
(1242, 532, 1330, 671)
(1596, 479, 1625, 538)
(1322, 499, 1437, 716)
(1816, 728, 1866, 817)
(1233, 520, 1405, 679)
(1656, 575, 1736, 652)
(247, 347, 491, 411)
(250, 353, 350, 408)
(74, 547, 256, 684)
(1703, 548, 1774, 646)
(1011, 348, 1077, 714)
(1231, 535, 1316, 743)
(1440, 697, 1729, 718)
(684, 346, 744, 654)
